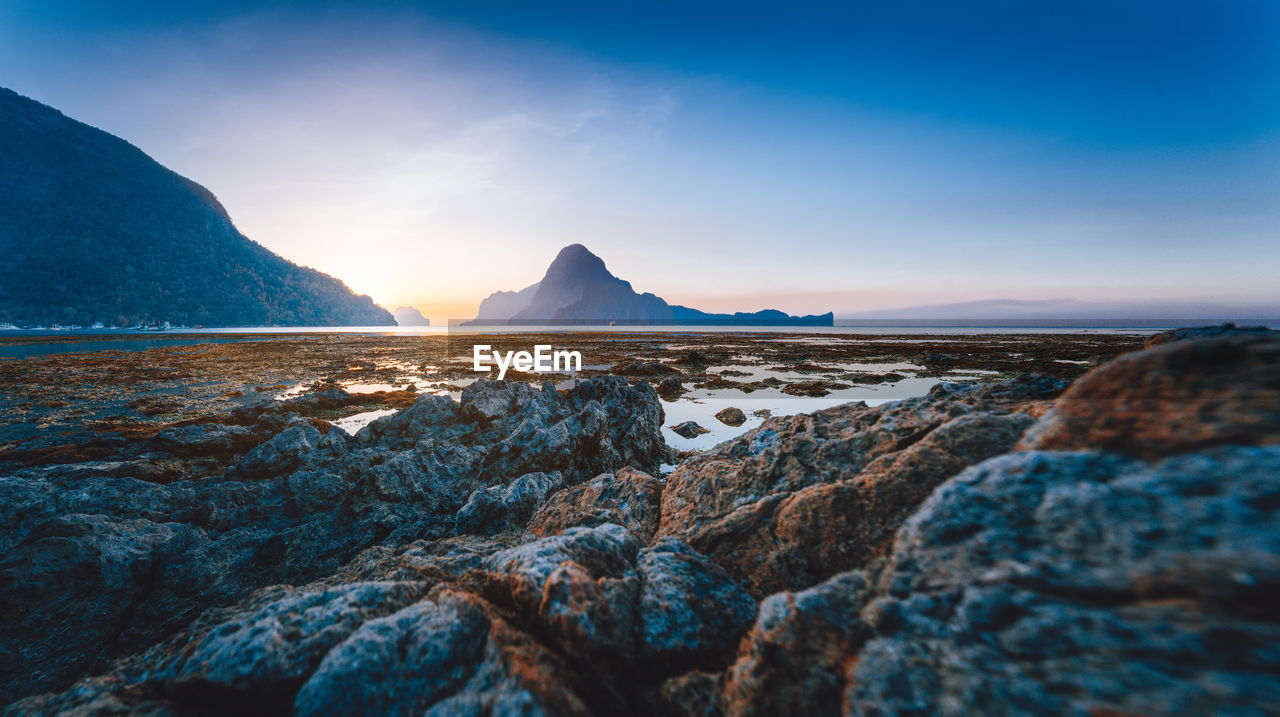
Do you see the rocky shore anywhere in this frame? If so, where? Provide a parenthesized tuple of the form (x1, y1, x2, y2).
(1, 327, 1277, 715)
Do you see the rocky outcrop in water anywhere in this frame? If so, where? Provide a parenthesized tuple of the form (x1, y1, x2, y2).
(4, 333, 1279, 715)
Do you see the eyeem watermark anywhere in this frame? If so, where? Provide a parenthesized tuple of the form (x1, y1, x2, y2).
(473, 344, 582, 380)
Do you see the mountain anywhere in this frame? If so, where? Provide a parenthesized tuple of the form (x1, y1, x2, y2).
(842, 298, 1280, 323)
(0, 87, 394, 327)
(471, 244, 833, 326)
(391, 306, 431, 326)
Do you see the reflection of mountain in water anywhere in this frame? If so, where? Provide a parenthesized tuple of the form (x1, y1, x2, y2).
(472, 244, 833, 326)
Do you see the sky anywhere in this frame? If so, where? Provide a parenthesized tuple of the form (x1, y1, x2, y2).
(2, 0, 1277, 321)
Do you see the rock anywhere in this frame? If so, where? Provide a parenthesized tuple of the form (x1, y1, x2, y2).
(1020, 334, 1280, 460)
(845, 446, 1280, 715)
(724, 571, 869, 717)
(478, 524, 642, 616)
(779, 380, 841, 397)
(148, 582, 427, 708)
(538, 560, 641, 665)
(227, 418, 344, 480)
(636, 539, 757, 667)
(1144, 321, 1278, 348)
(658, 375, 1062, 595)
(670, 421, 710, 439)
(675, 350, 710, 366)
(0, 514, 210, 704)
(528, 467, 664, 542)
(147, 422, 256, 457)
(714, 407, 746, 427)
(0, 376, 667, 703)
(652, 670, 725, 717)
(294, 589, 592, 717)
(770, 411, 1034, 589)
(455, 472, 563, 536)
(656, 376, 686, 400)
(610, 361, 679, 377)
(10, 335, 1280, 715)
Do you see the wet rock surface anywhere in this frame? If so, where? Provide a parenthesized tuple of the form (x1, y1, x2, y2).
(714, 407, 746, 426)
(670, 421, 710, 439)
(4, 333, 1279, 716)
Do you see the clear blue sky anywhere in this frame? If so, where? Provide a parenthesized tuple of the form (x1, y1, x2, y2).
(2, 1, 1277, 319)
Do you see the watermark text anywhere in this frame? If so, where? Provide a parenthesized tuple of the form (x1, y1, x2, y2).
(472, 344, 582, 380)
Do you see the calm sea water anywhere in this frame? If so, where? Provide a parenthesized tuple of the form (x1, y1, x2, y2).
(0, 323, 1172, 360)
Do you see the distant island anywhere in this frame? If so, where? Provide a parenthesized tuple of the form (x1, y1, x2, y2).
(0, 88, 395, 328)
(392, 306, 431, 326)
(470, 244, 833, 326)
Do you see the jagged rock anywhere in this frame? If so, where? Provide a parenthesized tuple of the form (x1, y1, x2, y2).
(657, 376, 1063, 595)
(0, 377, 666, 704)
(8, 335, 1279, 715)
(293, 589, 592, 716)
(478, 524, 642, 616)
(147, 422, 256, 457)
(653, 670, 725, 717)
(539, 560, 641, 665)
(0, 514, 211, 704)
(846, 446, 1280, 715)
(670, 421, 710, 439)
(455, 472, 563, 536)
(723, 571, 869, 716)
(475, 526, 755, 674)
(528, 467, 663, 541)
(1144, 321, 1278, 348)
(610, 361, 679, 377)
(656, 377, 686, 400)
(675, 350, 710, 366)
(636, 539, 757, 667)
(147, 582, 427, 708)
(227, 418, 347, 480)
(1020, 334, 1280, 459)
(779, 380, 840, 397)
(714, 407, 746, 427)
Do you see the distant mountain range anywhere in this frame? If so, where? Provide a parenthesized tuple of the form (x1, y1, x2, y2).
(841, 298, 1280, 323)
(0, 87, 394, 328)
(472, 244, 833, 326)
(392, 306, 431, 326)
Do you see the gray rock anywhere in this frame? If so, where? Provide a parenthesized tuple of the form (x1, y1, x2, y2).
(846, 446, 1280, 716)
(0, 377, 666, 704)
(148, 423, 256, 457)
(479, 523, 641, 614)
(455, 472, 563, 536)
(637, 539, 757, 666)
(149, 582, 426, 708)
(670, 421, 710, 439)
(293, 592, 493, 716)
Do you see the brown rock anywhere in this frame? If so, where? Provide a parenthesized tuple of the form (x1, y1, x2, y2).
(780, 380, 844, 397)
(656, 376, 686, 400)
(723, 571, 869, 717)
(528, 467, 664, 542)
(1019, 334, 1280, 460)
(714, 407, 746, 427)
(657, 376, 1064, 595)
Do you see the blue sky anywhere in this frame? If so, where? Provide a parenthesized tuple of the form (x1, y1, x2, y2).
(2, 0, 1277, 319)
